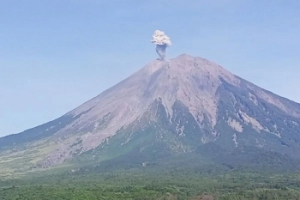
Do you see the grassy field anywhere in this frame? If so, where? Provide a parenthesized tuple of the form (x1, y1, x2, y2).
(0, 139, 59, 179)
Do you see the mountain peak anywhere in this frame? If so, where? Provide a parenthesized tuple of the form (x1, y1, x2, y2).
(1, 54, 300, 174)
(43, 55, 242, 154)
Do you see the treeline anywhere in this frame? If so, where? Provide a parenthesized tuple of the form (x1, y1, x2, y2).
(1, 171, 300, 200)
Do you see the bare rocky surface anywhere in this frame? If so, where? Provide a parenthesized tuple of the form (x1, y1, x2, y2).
(1, 54, 300, 173)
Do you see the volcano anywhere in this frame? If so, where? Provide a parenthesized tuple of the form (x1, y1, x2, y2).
(1, 54, 300, 176)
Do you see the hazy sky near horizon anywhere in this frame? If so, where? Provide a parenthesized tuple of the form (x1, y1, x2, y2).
(1, 0, 300, 137)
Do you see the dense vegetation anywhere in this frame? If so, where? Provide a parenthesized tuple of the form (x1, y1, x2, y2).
(1, 169, 300, 200)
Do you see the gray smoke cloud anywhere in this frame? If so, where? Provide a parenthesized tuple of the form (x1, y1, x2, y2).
(151, 30, 172, 61)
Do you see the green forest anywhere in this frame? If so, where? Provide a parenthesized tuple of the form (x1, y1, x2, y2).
(1, 169, 300, 200)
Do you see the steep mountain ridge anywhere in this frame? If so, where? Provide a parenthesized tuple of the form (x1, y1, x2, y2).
(63, 54, 240, 150)
(1, 54, 300, 176)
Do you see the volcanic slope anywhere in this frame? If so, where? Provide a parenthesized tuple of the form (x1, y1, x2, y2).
(1, 54, 300, 176)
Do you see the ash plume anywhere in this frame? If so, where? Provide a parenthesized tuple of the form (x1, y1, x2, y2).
(151, 30, 172, 61)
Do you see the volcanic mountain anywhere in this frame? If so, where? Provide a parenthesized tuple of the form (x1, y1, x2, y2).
(1, 54, 300, 176)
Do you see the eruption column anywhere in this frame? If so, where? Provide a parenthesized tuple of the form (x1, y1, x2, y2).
(151, 30, 172, 61)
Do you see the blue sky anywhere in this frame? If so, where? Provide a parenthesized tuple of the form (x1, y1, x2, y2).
(1, 0, 300, 137)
